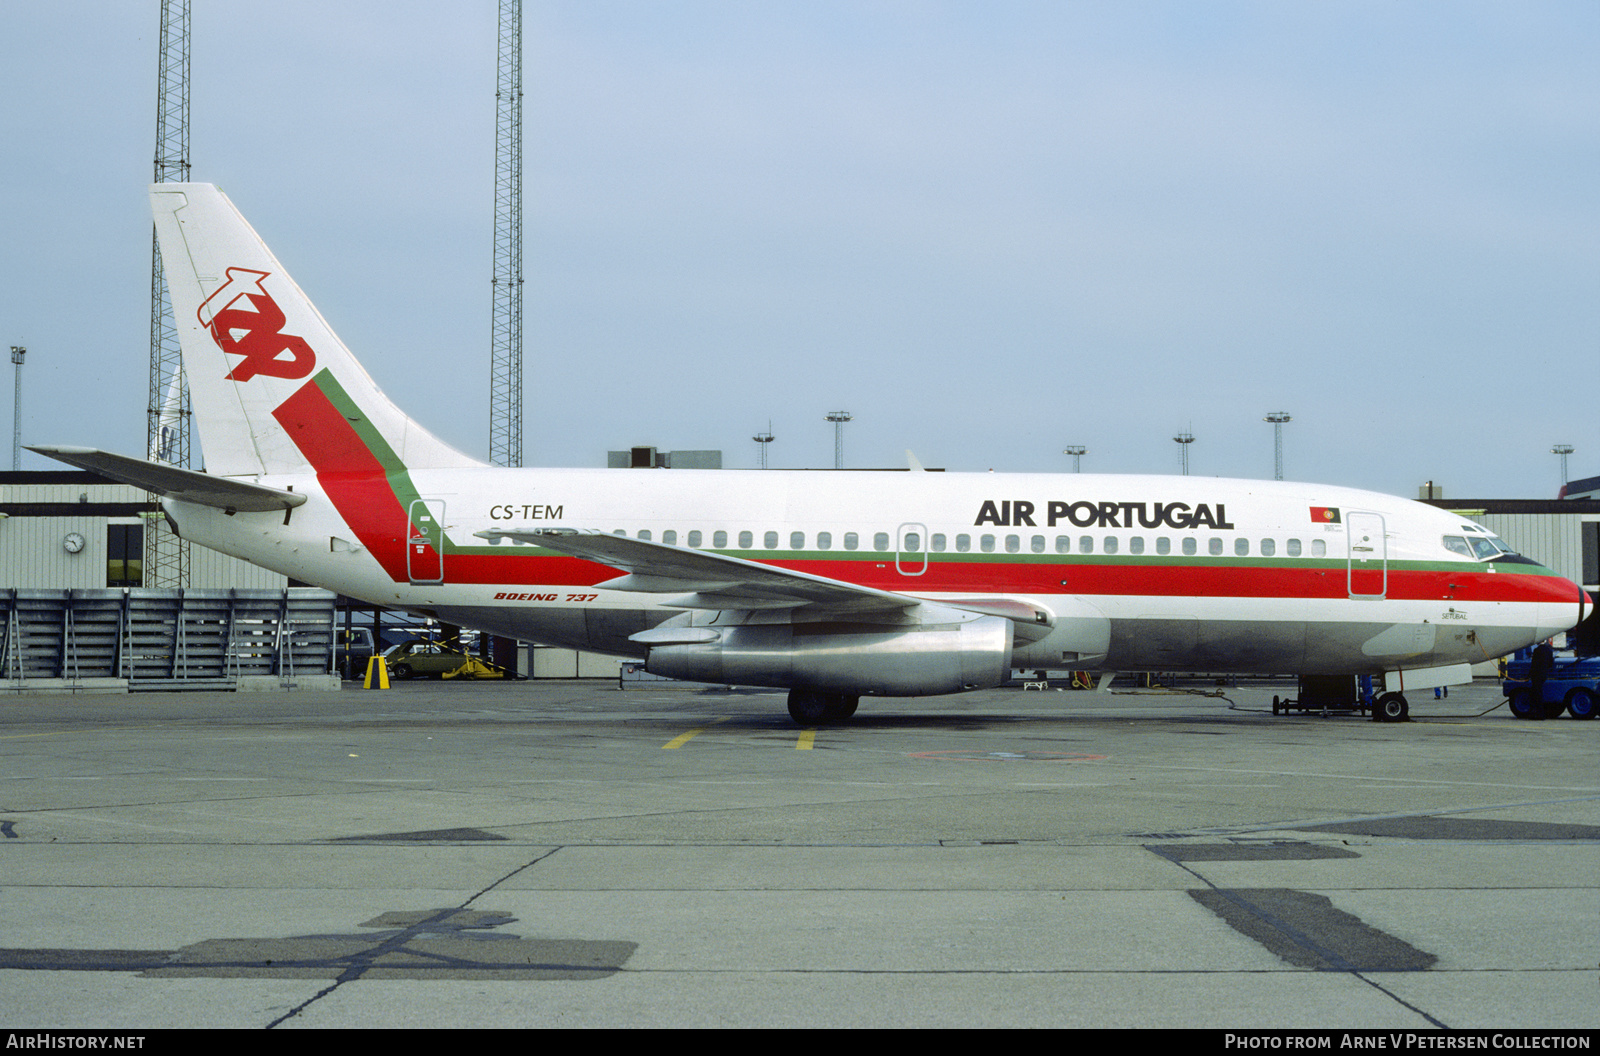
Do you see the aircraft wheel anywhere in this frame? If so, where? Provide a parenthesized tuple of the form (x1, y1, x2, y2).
(1507, 690, 1536, 719)
(1565, 688, 1597, 720)
(390, 663, 413, 681)
(787, 689, 831, 725)
(787, 690, 858, 725)
(1374, 693, 1408, 722)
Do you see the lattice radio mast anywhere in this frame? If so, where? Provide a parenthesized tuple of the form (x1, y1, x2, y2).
(490, 0, 524, 467)
(145, 0, 192, 587)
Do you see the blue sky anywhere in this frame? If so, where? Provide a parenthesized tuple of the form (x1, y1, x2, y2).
(2, 1, 1595, 496)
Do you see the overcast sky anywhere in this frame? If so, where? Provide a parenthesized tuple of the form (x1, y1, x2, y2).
(2, 1, 1595, 497)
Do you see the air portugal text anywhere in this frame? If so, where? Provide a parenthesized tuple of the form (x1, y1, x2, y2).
(975, 499, 1236, 531)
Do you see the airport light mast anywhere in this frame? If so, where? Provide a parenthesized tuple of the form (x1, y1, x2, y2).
(826, 411, 852, 469)
(145, 0, 192, 588)
(1264, 412, 1291, 480)
(1552, 444, 1574, 490)
(11, 346, 24, 471)
(1063, 445, 1086, 473)
(1174, 431, 1194, 476)
(753, 424, 775, 469)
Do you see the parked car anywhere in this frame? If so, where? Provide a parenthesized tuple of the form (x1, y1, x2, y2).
(382, 639, 474, 680)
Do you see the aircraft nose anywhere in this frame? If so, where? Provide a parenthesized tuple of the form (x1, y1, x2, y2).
(1537, 585, 1591, 642)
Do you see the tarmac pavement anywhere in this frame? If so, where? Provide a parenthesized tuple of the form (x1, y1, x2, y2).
(0, 676, 1595, 1029)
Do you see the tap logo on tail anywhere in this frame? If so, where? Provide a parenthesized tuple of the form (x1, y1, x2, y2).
(198, 268, 317, 383)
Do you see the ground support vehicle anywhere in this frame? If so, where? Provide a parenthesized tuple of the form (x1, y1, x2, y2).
(1269, 674, 1411, 721)
(1500, 648, 1599, 719)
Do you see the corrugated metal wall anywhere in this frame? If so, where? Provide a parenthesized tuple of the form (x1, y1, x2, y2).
(0, 481, 285, 590)
(1473, 513, 1599, 589)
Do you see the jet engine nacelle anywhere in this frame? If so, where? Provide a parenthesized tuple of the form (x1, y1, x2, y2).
(645, 614, 1014, 697)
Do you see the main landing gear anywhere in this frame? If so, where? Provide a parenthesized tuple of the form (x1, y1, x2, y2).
(786, 688, 860, 725)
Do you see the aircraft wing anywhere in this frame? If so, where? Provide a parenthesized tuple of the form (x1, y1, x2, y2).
(477, 528, 1058, 643)
(476, 527, 922, 614)
(27, 446, 307, 514)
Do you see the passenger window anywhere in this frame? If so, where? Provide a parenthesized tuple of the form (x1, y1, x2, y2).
(1182, 538, 1197, 556)
(817, 532, 832, 549)
(738, 531, 753, 549)
(1103, 536, 1118, 555)
(1005, 535, 1020, 553)
(981, 535, 996, 553)
(1079, 536, 1094, 554)
(1055, 536, 1071, 554)
(931, 534, 946, 552)
(1156, 537, 1171, 555)
(790, 531, 805, 549)
(1234, 538, 1249, 557)
(844, 532, 859, 551)
(663, 530, 677, 546)
(873, 532, 890, 551)
(956, 534, 971, 553)
(1260, 538, 1274, 557)
(1286, 538, 1300, 557)
(712, 530, 726, 548)
(1311, 539, 1326, 558)
(1129, 537, 1145, 555)
(904, 532, 921, 551)
(1209, 538, 1224, 556)
(613, 529, 627, 536)
(638, 530, 652, 541)
(764, 531, 779, 549)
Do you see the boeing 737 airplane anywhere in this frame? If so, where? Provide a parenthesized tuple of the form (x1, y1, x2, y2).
(32, 184, 1590, 724)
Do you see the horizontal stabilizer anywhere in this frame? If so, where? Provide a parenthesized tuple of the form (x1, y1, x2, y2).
(27, 446, 307, 514)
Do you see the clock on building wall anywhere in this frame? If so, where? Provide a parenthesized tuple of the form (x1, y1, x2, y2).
(62, 532, 86, 554)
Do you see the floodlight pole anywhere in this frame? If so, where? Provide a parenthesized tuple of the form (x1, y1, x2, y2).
(825, 411, 852, 469)
(1264, 412, 1291, 480)
(753, 424, 775, 469)
(1552, 444, 1574, 489)
(1174, 431, 1194, 476)
(10, 346, 24, 471)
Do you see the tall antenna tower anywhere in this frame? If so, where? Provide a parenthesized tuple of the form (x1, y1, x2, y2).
(489, 0, 524, 467)
(145, 0, 192, 588)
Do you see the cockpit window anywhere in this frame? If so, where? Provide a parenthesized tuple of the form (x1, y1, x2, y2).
(1446, 533, 1519, 560)
(1467, 536, 1499, 560)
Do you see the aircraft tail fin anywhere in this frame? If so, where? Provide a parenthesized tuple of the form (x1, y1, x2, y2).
(150, 183, 483, 478)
